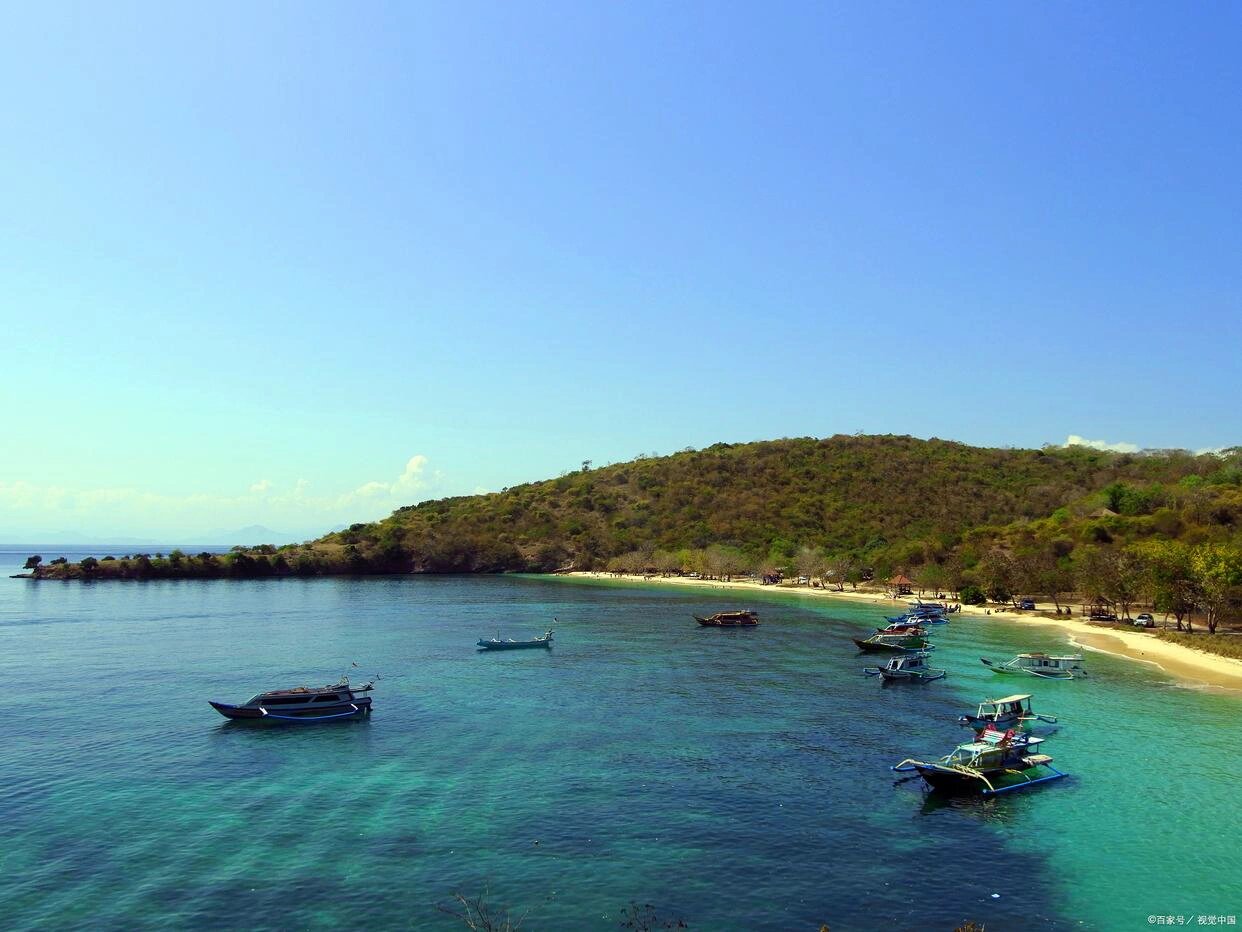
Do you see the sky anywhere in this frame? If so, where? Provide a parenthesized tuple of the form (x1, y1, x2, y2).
(1, 2, 1239, 540)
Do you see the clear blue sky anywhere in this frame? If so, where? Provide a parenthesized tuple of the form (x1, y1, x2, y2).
(1, 2, 1239, 539)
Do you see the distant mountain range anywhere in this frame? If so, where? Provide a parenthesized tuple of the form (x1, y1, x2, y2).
(1, 524, 324, 549)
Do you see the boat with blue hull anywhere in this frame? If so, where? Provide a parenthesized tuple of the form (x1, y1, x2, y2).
(892, 726, 1068, 796)
(210, 678, 373, 722)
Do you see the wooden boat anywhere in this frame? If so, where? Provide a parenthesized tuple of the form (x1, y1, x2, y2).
(980, 653, 1085, 679)
(864, 651, 946, 682)
(853, 632, 934, 653)
(694, 611, 759, 627)
(958, 694, 1056, 731)
(877, 622, 929, 635)
(209, 678, 373, 722)
(477, 628, 554, 650)
(892, 726, 1068, 796)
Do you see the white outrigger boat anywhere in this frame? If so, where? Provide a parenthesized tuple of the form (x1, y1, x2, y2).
(980, 652, 1086, 679)
(864, 651, 946, 682)
(958, 694, 1056, 731)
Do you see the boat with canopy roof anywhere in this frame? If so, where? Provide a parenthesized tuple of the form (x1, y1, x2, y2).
(864, 651, 946, 682)
(958, 694, 1057, 731)
(892, 725, 1068, 796)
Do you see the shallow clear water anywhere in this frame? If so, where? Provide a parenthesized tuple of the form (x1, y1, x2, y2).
(2, 555, 1239, 930)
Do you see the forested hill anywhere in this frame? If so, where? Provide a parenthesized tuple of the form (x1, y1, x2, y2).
(327, 434, 1239, 573)
(29, 435, 1241, 584)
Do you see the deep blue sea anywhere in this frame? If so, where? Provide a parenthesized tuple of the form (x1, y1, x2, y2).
(2, 550, 1240, 930)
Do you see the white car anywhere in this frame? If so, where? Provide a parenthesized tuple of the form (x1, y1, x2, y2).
(1134, 613, 1156, 628)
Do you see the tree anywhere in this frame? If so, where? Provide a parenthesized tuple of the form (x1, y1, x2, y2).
(824, 554, 854, 591)
(917, 563, 947, 597)
(795, 545, 822, 583)
(1135, 540, 1198, 630)
(1191, 544, 1242, 635)
(1076, 546, 1146, 620)
(978, 548, 1016, 605)
(80, 556, 99, 574)
(705, 544, 747, 581)
(23, 555, 42, 572)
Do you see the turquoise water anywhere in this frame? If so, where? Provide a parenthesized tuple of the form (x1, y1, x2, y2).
(2, 557, 1240, 930)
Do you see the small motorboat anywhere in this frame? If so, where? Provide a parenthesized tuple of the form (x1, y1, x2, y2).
(892, 726, 1068, 796)
(477, 628, 554, 650)
(864, 651, 946, 682)
(853, 632, 934, 653)
(981, 653, 1086, 679)
(694, 611, 759, 627)
(958, 694, 1056, 731)
(209, 677, 373, 722)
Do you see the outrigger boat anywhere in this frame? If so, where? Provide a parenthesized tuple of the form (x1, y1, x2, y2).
(958, 694, 1057, 731)
(980, 653, 1086, 679)
(209, 677, 373, 722)
(892, 725, 1068, 796)
(886, 611, 948, 626)
(695, 610, 759, 627)
(477, 628, 554, 650)
(853, 631, 935, 653)
(864, 651, 946, 682)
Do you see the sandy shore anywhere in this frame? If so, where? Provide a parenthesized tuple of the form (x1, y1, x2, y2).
(560, 572, 1242, 692)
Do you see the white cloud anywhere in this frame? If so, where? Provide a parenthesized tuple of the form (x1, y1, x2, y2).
(343, 455, 430, 503)
(1065, 434, 1140, 454)
(0, 454, 439, 538)
(394, 455, 429, 492)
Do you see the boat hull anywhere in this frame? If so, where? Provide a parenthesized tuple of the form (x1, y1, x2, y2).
(209, 697, 371, 722)
(913, 762, 1066, 795)
(879, 669, 945, 682)
(694, 615, 758, 627)
(854, 638, 930, 653)
(476, 641, 553, 650)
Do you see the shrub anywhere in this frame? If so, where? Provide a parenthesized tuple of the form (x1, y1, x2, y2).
(960, 584, 986, 605)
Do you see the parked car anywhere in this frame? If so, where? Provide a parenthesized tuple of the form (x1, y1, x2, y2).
(1134, 613, 1156, 628)
(798, 575, 810, 585)
(1018, 599, 1036, 611)
(1089, 610, 1118, 621)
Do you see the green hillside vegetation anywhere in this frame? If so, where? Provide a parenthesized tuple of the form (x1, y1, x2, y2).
(30, 434, 1242, 636)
